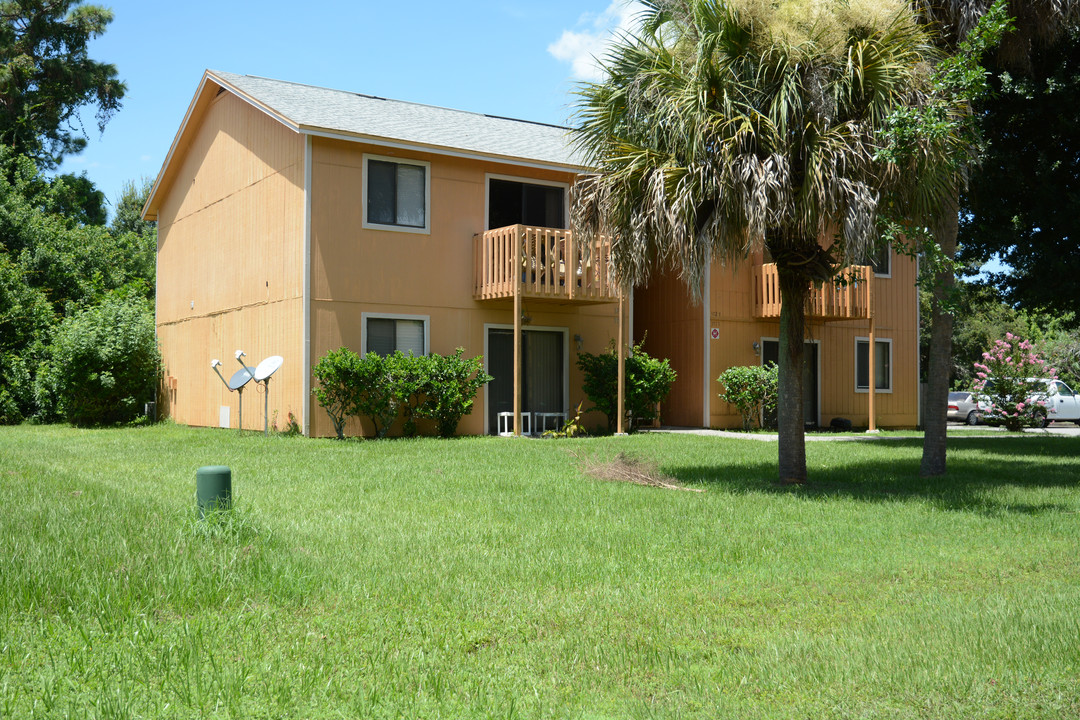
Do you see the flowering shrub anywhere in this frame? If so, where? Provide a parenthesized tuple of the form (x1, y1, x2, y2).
(973, 333, 1057, 431)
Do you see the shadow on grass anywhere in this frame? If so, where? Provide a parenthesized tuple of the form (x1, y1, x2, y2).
(665, 436, 1080, 516)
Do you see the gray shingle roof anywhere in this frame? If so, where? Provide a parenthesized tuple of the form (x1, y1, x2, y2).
(210, 71, 585, 169)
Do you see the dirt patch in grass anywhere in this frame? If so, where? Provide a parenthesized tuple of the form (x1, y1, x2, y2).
(575, 451, 703, 492)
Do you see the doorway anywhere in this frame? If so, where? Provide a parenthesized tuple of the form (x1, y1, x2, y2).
(762, 339, 819, 427)
(486, 328, 566, 434)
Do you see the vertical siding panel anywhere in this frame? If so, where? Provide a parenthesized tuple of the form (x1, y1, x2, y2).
(156, 90, 306, 431)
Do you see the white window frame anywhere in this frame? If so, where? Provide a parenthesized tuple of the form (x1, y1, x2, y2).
(362, 154, 431, 234)
(361, 312, 430, 357)
(484, 173, 570, 230)
(871, 244, 892, 278)
(854, 337, 894, 393)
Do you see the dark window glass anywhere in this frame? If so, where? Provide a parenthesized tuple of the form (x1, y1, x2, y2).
(856, 340, 891, 390)
(366, 318, 396, 356)
(488, 179, 565, 230)
(367, 160, 425, 228)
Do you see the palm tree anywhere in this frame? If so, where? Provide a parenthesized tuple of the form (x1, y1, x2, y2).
(913, 0, 1078, 477)
(571, 0, 938, 483)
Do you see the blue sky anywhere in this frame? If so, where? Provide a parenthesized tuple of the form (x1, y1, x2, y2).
(58, 0, 642, 216)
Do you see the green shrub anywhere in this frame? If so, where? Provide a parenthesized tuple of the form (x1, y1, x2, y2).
(36, 291, 159, 426)
(353, 352, 399, 438)
(312, 347, 361, 439)
(386, 351, 427, 437)
(417, 348, 493, 438)
(577, 340, 677, 433)
(311, 348, 491, 438)
(0, 255, 54, 423)
(717, 364, 779, 430)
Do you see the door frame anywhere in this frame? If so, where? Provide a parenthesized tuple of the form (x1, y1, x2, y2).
(760, 336, 821, 428)
(483, 323, 570, 435)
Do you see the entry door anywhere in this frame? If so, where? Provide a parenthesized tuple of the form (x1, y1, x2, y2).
(762, 340, 819, 427)
(487, 329, 565, 434)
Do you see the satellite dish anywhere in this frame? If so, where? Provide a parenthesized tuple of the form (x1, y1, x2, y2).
(228, 367, 253, 390)
(252, 355, 284, 436)
(254, 355, 283, 382)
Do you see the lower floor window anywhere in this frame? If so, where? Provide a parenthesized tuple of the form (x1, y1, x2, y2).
(365, 315, 427, 356)
(856, 338, 892, 392)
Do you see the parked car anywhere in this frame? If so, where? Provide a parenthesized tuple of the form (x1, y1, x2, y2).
(975, 378, 1080, 427)
(1037, 379, 1080, 426)
(947, 391, 982, 425)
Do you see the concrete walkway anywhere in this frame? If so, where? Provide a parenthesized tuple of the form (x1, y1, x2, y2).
(642, 423, 1080, 442)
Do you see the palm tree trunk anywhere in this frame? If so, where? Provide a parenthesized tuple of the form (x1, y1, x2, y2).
(778, 269, 809, 484)
(920, 193, 959, 477)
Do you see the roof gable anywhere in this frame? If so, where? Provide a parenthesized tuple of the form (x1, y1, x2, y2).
(145, 71, 586, 220)
(211, 71, 583, 169)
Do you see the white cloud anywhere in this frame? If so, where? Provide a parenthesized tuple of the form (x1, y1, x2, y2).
(548, 1, 644, 81)
(140, 154, 154, 162)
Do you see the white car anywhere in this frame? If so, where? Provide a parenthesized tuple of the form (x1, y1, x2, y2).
(1036, 380, 1080, 426)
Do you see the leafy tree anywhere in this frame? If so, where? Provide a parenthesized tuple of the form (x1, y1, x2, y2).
(904, 0, 1078, 477)
(0, 253, 51, 421)
(0, 150, 149, 310)
(108, 177, 156, 295)
(110, 177, 156, 237)
(35, 289, 159, 425)
(958, 27, 1080, 318)
(577, 340, 676, 433)
(572, 0, 936, 481)
(0, 0, 126, 168)
(717, 364, 779, 431)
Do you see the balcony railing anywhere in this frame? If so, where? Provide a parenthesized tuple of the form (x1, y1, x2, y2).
(474, 224, 620, 304)
(753, 263, 872, 320)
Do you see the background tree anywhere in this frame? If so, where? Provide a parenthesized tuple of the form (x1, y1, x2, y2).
(0, 0, 125, 168)
(572, 0, 936, 482)
(909, 0, 1078, 476)
(958, 26, 1080, 318)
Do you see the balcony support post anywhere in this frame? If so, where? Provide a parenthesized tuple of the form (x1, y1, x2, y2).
(868, 270, 877, 432)
(617, 289, 626, 435)
(513, 228, 522, 437)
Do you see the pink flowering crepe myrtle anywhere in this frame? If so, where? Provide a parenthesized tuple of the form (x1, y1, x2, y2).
(972, 334, 1058, 431)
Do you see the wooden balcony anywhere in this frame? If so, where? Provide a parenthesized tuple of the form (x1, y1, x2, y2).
(474, 224, 620, 304)
(753, 263, 872, 320)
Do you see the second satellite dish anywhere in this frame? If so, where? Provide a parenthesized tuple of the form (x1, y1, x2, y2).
(228, 367, 253, 390)
(254, 355, 283, 382)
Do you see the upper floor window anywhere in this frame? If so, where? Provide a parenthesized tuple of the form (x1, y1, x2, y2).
(862, 242, 891, 277)
(487, 176, 566, 230)
(364, 155, 430, 233)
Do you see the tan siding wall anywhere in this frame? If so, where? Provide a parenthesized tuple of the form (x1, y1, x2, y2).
(307, 137, 621, 437)
(156, 91, 305, 430)
(632, 271, 704, 427)
(703, 249, 920, 429)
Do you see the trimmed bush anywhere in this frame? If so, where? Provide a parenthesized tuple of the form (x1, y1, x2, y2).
(416, 348, 493, 438)
(717, 364, 779, 430)
(311, 347, 361, 439)
(577, 340, 677, 433)
(311, 347, 491, 438)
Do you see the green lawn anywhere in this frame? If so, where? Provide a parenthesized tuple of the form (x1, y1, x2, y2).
(1, 424, 1078, 719)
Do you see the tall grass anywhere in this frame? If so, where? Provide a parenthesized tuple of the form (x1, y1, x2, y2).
(1, 424, 1077, 718)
